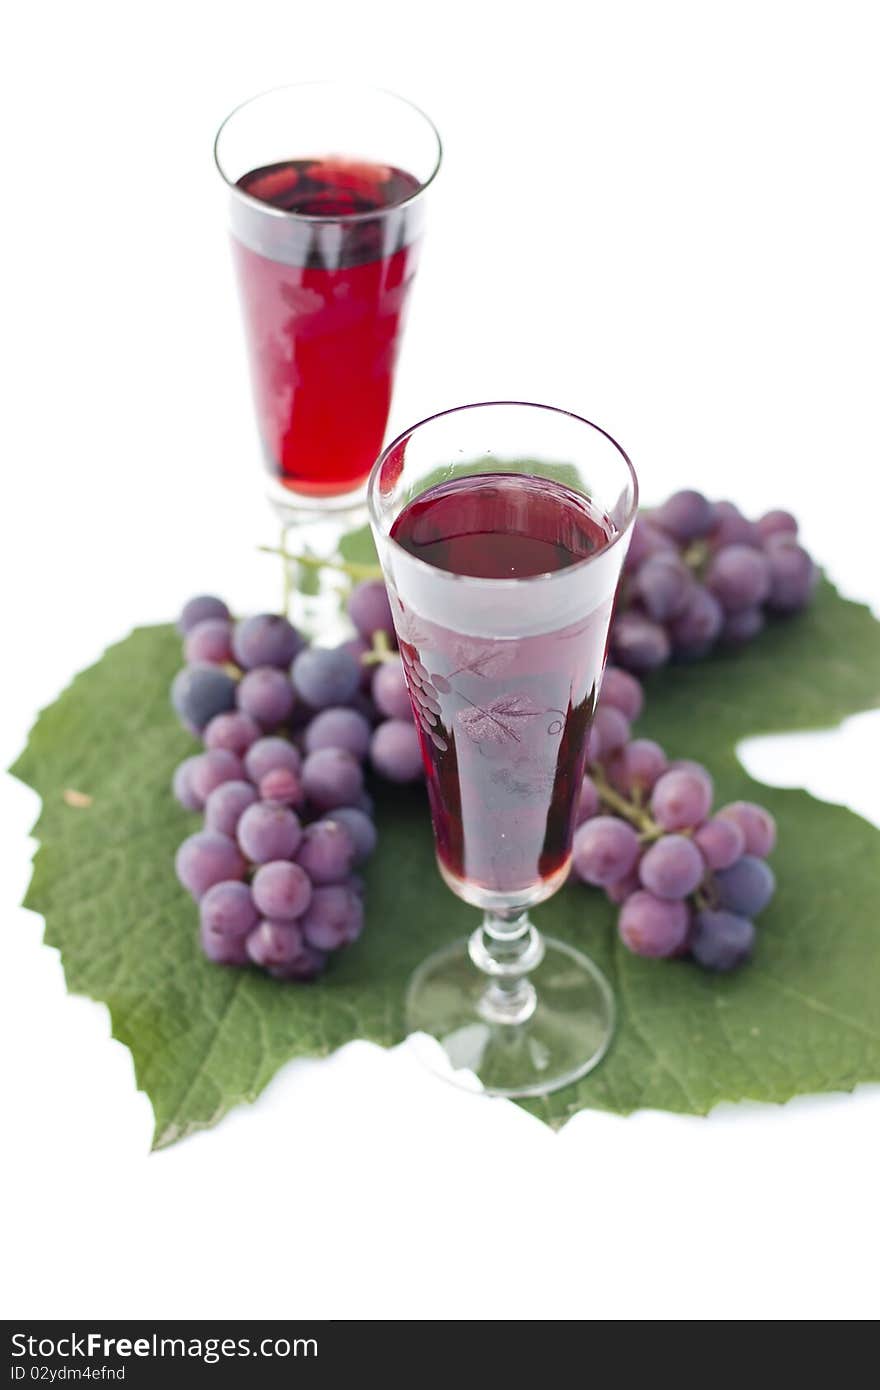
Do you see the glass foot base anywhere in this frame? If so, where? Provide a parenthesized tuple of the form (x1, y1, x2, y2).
(405, 935, 615, 1099)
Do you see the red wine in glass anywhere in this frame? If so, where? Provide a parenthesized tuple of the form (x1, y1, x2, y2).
(390, 472, 619, 901)
(232, 156, 423, 498)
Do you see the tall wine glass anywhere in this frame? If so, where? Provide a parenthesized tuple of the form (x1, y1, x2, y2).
(368, 402, 638, 1097)
(215, 83, 441, 627)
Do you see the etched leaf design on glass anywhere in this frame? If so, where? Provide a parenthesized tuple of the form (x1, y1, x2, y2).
(457, 692, 549, 745)
(448, 639, 517, 680)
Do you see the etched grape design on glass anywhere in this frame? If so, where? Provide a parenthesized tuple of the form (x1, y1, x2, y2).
(368, 403, 638, 1098)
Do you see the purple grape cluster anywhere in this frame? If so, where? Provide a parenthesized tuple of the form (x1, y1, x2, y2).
(571, 665, 777, 970)
(612, 491, 818, 672)
(170, 584, 423, 981)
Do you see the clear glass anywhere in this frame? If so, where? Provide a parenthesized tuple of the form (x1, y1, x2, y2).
(368, 402, 638, 1097)
(214, 82, 441, 525)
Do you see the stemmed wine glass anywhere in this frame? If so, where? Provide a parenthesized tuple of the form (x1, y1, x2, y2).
(214, 83, 441, 625)
(368, 402, 638, 1097)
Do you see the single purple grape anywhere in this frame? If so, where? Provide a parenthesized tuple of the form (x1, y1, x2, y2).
(638, 834, 705, 900)
(304, 706, 373, 758)
(717, 801, 777, 857)
(714, 855, 776, 916)
(258, 766, 305, 808)
(301, 747, 364, 811)
(607, 739, 667, 796)
(667, 759, 715, 796)
(633, 554, 694, 621)
(721, 606, 765, 646)
(572, 816, 641, 887)
(765, 543, 817, 613)
(348, 579, 394, 642)
(243, 737, 302, 785)
(691, 909, 755, 970)
(172, 756, 203, 811)
(599, 666, 645, 722)
(707, 501, 761, 551)
(669, 585, 724, 658)
(611, 612, 671, 672)
(653, 489, 716, 541)
(296, 820, 357, 885)
(189, 749, 245, 804)
(587, 706, 631, 763)
(204, 780, 259, 837)
(178, 594, 230, 636)
(618, 891, 691, 958)
(291, 646, 361, 709)
(706, 544, 771, 613)
(694, 816, 746, 871)
(204, 711, 262, 757)
(176, 831, 246, 900)
(171, 663, 237, 732)
(372, 658, 414, 721)
(232, 613, 303, 670)
(251, 861, 313, 921)
(237, 802, 302, 865)
(322, 807, 377, 862)
(650, 767, 713, 831)
(184, 618, 234, 666)
(757, 509, 798, 541)
(236, 667, 295, 730)
(370, 719, 424, 783)
(199, 881, 258, 955)
(246, 919, 308, 971)
(300, 884, 364, 951)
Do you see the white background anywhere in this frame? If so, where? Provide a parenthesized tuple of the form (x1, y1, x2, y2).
(2, 0, 879, 1321)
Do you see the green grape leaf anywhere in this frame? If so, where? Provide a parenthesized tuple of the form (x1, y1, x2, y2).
(338, 523, 379, 570)
(10, 577, 880, 1147)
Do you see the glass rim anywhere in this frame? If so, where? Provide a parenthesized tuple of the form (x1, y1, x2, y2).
(368, 400, 640, 589)
(213, 80, 443, 225)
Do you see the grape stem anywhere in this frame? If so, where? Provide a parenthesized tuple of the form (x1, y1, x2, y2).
(694, 884, 715, 911)
(682, 539, 710, 577)
(279, 527, 294, 617)
(361, 630, 397, 667)
(258, 544, 383, 583)
(589, 764, 663, 841)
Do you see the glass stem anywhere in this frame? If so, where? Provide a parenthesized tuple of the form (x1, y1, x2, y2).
(274, 514, 355, 645)
(469, 911, 545, 1026)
